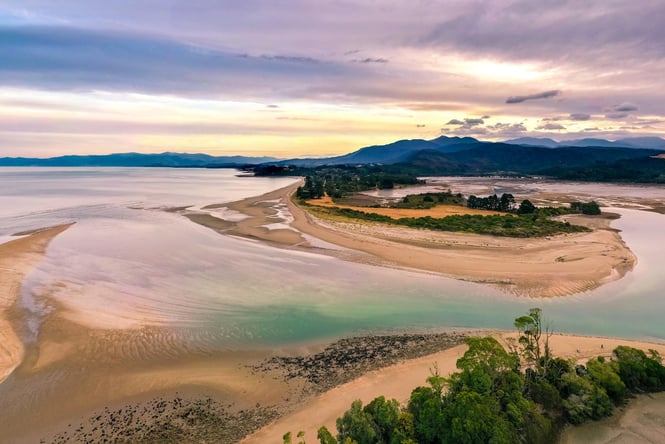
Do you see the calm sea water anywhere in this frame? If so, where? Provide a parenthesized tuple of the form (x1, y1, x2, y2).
(1, 167, 664, 349)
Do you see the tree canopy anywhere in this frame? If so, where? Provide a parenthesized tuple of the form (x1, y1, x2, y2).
(283, 309, 665, 444)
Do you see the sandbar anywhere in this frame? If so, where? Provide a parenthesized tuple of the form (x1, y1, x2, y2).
(186, 180, 636, 297)
(0, 223, 73, 383)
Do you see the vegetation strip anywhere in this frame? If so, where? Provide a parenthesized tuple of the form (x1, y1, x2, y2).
(307, 204, 590, 238)
(283, 309, 665, 444)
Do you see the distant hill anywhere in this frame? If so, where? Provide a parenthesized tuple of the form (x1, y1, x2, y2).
(0, 152, 278, 167)
(276, 136, 480, 167)
(505, 136, 665, 150)
(397, 144, 662, 176)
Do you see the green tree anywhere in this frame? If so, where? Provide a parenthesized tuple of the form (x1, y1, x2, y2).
(559, 372, 612, 423)
(499, 193, 516, 212)
(514, 308, 546, 370)
(363, 396, 400, 444)
(442, 390, 516, 444)
(407, 385, 444, 444)
(586, 357, 626, 403)
(613, 346, 665, 391)
(317, 426, 337, 444)
(336, 400, 377, 444)
(517, 199, 536, 214)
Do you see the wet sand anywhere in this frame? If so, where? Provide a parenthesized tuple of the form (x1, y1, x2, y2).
(186, 181, 636, 297)
(561, 392, 665, 443)
(0, 182, 650, 442)
(0, 223, 73, 383)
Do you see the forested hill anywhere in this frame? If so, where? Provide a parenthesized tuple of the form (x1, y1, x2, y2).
(397, 144, 664, 177)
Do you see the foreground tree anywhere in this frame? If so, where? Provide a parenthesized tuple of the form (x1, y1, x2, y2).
(283, 309, 665, 444)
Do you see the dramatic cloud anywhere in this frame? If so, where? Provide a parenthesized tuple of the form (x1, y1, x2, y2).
(0, 1, 664, 156)
(506, 90, 560, 104)
(0, 26, 357, 99)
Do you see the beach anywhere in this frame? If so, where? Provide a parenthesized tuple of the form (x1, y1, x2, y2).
(184, 180, 636, 297)
(0, 223, 73, 383)
(244, 333, 665, 443)
(0, 176, 660, 442)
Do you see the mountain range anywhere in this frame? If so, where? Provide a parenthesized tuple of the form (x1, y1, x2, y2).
(504, 136, 665, 149)
(259, 135, 665, 183)
(1, 136, 664, 170)
(0, 152, 277, 167)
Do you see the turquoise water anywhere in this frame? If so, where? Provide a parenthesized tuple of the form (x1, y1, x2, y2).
(1, 168, 664, 349)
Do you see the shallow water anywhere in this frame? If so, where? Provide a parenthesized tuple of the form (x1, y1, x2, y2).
(2, 168, 665, 351)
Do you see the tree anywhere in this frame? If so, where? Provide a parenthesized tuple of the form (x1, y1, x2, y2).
(442, 390, 517, 444)
(455, 337, 519, 393)
(514, 308, 545, 369)
(559, 372, 612, 423)
(499, 193, 516, 212)
(317, 426, 337, 444)
(586, 357, 626, 403)
(336, 400, 377, 444)
(363, 396, 399, 444)
(517, 199, 536, 214)
(613, 346, 665, 391)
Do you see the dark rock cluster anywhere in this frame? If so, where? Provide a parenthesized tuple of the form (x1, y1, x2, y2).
(46, 396, 279, 444)
(253, 332, 467, 393)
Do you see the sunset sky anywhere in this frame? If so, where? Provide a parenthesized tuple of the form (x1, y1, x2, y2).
(1, 0, 664, 158)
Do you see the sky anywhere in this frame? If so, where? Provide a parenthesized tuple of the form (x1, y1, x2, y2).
(1, 0, 664, 158)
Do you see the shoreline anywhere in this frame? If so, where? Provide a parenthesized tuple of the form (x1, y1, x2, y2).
(0, 223, 73, 383)
(183, 180, 636, 297)
(0, 179, 654, 442)
(243, 332, 665, 444)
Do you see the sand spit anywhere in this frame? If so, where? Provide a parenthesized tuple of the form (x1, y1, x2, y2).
(0, 223, 73, 383)
(13, 332, 466, 443)
(186, 181, 636, 297)
(244, 333, 665, 444)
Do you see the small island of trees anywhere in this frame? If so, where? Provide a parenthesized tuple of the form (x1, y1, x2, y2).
(283, 309, 665, 444)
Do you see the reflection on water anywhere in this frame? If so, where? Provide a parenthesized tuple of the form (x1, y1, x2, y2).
(2, 168, 665, 352)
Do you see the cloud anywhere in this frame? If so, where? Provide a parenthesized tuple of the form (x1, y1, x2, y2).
(506, 90, 560, 104)
(612, 103, 639, 112)
(536, 123, 566, 130)
(605, 112, 629, 119)
(481, 115, 491, 119)
(421, 1, 665, 65)
(604, 103, 639, 119)
(446, 117, 485, 126)
(444, 120, 527, 139)
(0, 25, 359, 99)
(569, 113, 591, 121)
(353, 58, 389, 64)
(266, 104, 280, 108)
